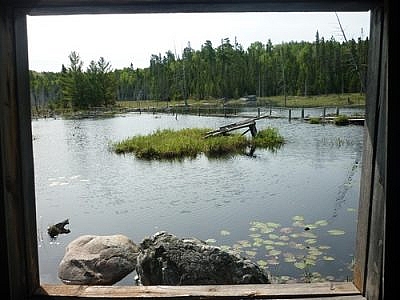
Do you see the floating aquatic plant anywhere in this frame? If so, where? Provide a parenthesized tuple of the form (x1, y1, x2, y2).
(322, 256, 335, 261)
(207, 215, 349, 283)
(327, 229, 346, 236)
(205, 238, 216, 244)
(220, 229, 231, 236)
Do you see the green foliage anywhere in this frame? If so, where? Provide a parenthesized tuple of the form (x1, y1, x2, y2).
(210, 215, 351, 283)
(253, 128, 285, 150)
(30, 34, 368, 109)
(309, 117, 322, 124)
(113, 127, 284, 160)
(334, 115, 350, 126)
(57, 51, 117, 110)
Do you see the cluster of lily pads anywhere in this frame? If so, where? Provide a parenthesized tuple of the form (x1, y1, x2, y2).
(206, 215, 351, 283)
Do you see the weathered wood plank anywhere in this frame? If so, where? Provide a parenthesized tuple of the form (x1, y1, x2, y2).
(1, 7, 40, 300)
(353, 5, 384, 296)
(8, 0, 378, 15)
(0, 7, 34, 300)
(35, 282, 362, 299)
(205, 121, 256, 138)
(364, 3, 387, 300)
(14, 9, 41, 296)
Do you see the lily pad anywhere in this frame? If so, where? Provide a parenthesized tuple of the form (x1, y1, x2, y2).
(205, 238, 216, 244)
(268, 233, 279, 240)
(245, 250, 257, 257)
(249, 233, 261, 238)
(304, 224, 318, 230)
(301, 231, 317, 238)
(220, 230, 231, 236)
(220, 245, 231, 251)
(274, 241, 288, 246)
(318, 245, 331, 250)
(279, 235, 290, 241)
(266, 222, 281, 228)
(322, 256, 335, 261)
(314, 220, 329, 226)
(257, 259, 268, 267)
(308, 249, 323, 256)
(327, 229, 346, 236)
(264, 239, 275, 245)
(268, 249, 282, 256)
(292, 215, 305, 221)
(294, 262, 307, 269)
(305, 239, 317, 245)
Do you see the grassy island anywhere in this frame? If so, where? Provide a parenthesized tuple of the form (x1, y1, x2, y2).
(113, 127, 284, 160)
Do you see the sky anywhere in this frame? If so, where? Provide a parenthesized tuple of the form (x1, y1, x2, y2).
(27, 11, 370, 72)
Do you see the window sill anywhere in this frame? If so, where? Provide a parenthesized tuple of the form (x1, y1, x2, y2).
(34, 282, 364, 299)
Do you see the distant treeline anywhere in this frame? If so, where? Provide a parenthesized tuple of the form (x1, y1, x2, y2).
(30, 31, 368, 110)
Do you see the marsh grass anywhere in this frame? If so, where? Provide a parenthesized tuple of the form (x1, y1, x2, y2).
(113, 127, 284, 160)
(333, 115, 350, 126)
(252, 127, 285, 150)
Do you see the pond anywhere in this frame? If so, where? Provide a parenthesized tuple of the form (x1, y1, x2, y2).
(32, 107, 364, 285)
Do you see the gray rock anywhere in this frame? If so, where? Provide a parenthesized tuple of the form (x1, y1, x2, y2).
(58, 234, 139, 285)
(136, 231, 270, 285)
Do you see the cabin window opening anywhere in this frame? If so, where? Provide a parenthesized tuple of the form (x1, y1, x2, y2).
(25, 9, 370, 296)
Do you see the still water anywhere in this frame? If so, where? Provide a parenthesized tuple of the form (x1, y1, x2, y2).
(32, 109, 364, 285)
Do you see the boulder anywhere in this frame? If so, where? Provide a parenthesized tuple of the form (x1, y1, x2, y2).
(136, 231, 269, 285)
(58, 234, 139, 285)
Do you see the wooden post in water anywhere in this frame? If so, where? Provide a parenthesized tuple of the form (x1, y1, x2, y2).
(301, 108, 304, 120)
(258, 107, 260, 117)
(249, 123, 257, 137)
(336, 107, 340, 116)
(269, 106, 272, 116)
(288, 109, 292, 122)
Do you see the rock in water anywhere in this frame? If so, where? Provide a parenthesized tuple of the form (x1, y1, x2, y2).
(58, 234, 139, 285)
(136, 231, 269, 285)
(47, 219, 70, 238)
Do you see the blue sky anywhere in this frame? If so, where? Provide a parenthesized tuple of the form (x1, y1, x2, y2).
(27, 11, 370, 72)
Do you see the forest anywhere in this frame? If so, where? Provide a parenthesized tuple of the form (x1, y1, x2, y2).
(29, 31, 368, 111)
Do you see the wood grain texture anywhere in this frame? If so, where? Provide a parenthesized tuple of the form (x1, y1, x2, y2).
(35, 282, 362, 299)
(7, 0, 378, 15)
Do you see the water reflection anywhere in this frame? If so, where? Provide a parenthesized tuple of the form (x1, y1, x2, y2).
(32, 111, 363, 285)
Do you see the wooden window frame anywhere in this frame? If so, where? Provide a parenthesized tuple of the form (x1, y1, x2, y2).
(0, 1, 388, 299)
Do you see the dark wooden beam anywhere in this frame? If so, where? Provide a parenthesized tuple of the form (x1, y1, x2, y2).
(5, 0, 379, 15)
(0, 6, 40, 300)
(353, 5, 386, 298)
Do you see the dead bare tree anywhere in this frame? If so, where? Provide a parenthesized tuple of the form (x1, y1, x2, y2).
(335, 12, 365, 93)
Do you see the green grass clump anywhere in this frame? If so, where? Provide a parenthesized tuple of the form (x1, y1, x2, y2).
(253, 128, 285, 150)
(309, 117, 322, 124)
(114, 128, 206, 160)
(113, 127, 284, 160)
(334, 115, 350, 126)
